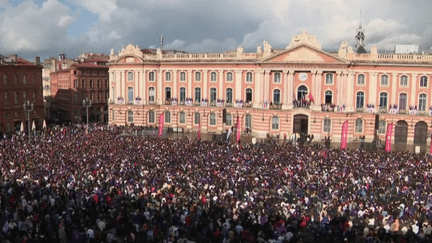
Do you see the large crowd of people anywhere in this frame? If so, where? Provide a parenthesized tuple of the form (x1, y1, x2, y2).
(0, 124, 432, 242)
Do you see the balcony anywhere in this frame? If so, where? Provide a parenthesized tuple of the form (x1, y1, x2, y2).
(164, 100, 172, 105)
(355, 108, 365, 113)
(243, 102, 252, 108)
(321, 104, 336, 112)
(209, 102, 216, 107)
(225, 103, 233, 107)
(293, 100, 310, 109)
(179, 101, 185, 106)
(378, 108, 388, 114)
(193, 101, 201, 106)
(270, 102, 282, 109)
(398, 109, 407, 114)
(148, 101, 157, 105)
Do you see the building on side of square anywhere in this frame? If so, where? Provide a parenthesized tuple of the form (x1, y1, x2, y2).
(107, 30, 432, 147)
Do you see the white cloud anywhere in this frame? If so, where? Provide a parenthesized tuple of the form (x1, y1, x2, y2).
(108, 30, 121, 40)
(74, 0, 117, 21)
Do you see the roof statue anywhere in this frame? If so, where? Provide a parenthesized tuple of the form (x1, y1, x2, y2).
(263, 40, 273, 58)
(286, 30, 322, 50)
(338, 41, 349, 58)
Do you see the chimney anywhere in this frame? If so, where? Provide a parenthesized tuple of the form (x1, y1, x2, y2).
(12, 54, 18, 62)
(34, 56, 40, 65)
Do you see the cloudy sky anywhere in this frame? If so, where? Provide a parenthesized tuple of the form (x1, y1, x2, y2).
(0, 0, 431, 61)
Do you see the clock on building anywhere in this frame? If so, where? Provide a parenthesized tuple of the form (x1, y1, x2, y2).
(299, 72, 307, 81)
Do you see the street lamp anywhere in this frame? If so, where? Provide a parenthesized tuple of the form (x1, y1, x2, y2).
(23, 100, 34, 142)
(83, 98, 92, 133)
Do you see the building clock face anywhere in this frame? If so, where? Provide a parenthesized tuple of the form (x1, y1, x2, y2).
(299, 72, 307, 81)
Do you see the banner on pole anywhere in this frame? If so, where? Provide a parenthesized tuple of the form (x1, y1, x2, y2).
(159, 113, 164, 138)
(385, 123, 393, 152)
(340, 120, 349, 149)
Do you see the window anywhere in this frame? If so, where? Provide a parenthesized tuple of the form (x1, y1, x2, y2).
(273, 72, 281, 83)
(210, 72, 217, 82)
(399, 93, 407, 111)
(379, 92, 388, 108)
(97, 80, 100, 88)
(194, 112, 200, 125)
(180, 72, 186, 81)
(128, 72, 133, 81)
(297, 85, 308, 100)
(355, 119, 363, 133)
(381, 75, 388, 86)
(226, 88, 233, 104)
(245, 88, 253, 103)
(148, 110, 155, 123)
(194, 87, 201, 102)
(245, 114, 252, 128)
(325, 73, 333, 85)
(3, 75, 7, 85)
(420, 76, 428, 87)
(400, 75, 408, 86)
(357, 74, 365, 85)
(210, 88, 217, 103)
(180, 87, 186, 102)
(226, 72, 233, 82)
(179, 112, 186, 124)
(271, 116, 279, 130)
(14, 92, 18, 104)
(23, 91, 27, 101)
(90, 80, 94, 88)
(127, 110, 134, 123)
(149, 71, 155, 81)
(246, 72, 253, 83)
(127, 87, 134, 102)
(73, 80, 78, 88)
(105, 79, 108, 87)
(356, 92, 364, 108)
(165, 111, 171, 123)
(82, 79, 86, 88)
(210, 113, 216, 125)
(165, 72, 171, 81)
(13, 75, 17, 85)
(325, 90, 332, 104)
(195, 72, 201, 82)
(165, 87, 171, 100)
(22, 75, 26, 84)
(378, 120, 386, 134)
(4, 92, 8, 105)
(323, 118, 331, 133)
(273, 89, 281, 103)
(148, 87, 155, 102)
(226, 114, 232, 126)
(419, 94, 427, 111)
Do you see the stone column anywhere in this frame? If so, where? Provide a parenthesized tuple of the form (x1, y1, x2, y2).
(410, 73, 417, 106)
(310, 70, 320, 111)
(282, 70, 288, 108)
(315, 71, 323, 105)
(235, 70, 242, 100)
(157, 70, 162, 104)
(391, 73, 398, 106)
(218, 70, 224, 99)
(142, 70, 146, 103)
(173, 70, 177, 100)
(335, 71, 342, 106)
(203, 70, 208, 99)
(264, 71, 270, 103)
(253, 70, 263, 108)
(346, 71, 355, 112)
(369, 72, 378, 105)
(287, 70, 294, 108)
(187, 70, 192, 98)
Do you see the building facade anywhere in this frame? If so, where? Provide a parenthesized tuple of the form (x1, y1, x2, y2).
(107, 31, 432, 149)
(49, 56, 109, 124)
(0, 55, 44, 135)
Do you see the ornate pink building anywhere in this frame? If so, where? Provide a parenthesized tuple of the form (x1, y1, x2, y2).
(108, 30, 432, 149)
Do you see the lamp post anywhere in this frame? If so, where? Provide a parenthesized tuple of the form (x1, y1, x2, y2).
(23, 100, 34, 142)
(83, 98, 92, 133)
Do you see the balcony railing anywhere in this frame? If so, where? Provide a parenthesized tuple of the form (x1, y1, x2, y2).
(179, 101, 185, 106)
(148, 101, 157, 105)
(355, 108, 365, 113)
(209, 102, 216, 107)
(193, 102, 201, 106)
(164, 100, 172, 105)
(225, 103, 233, 107)
(243, 102, 252, 108)
(378, 108, 388, 114)
(270, 103, 282, 109)
(398, 109, 407, 114)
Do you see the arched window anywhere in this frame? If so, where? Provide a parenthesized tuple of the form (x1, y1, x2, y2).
(357, 74, 365, 85)
(273, 89, 281, 104)
(180, 72, 186, 81)
(210, 72, 217, 82)
(128, 72, 133, 81)
(148, 87, 155, 102)
(3, 75, 7, 85)
(419, 94, 427, 111)
(210, 88, 217, 103)
(245, 114, 252, 128)
(325, 90, 332, 104)
(378, 120, 386, 134)
(226, 114, 232, 126)
(399, 93, 407, 111)
(195, 72, 201, 82)
(165, 87, 171, 100)
(297, 85, 308, 100)
(271, 116, 279, 130)
(246, 72, 253, 82)
(379, 92, 388, 108)
(355, 118, 363, 133)
(180, 87, 186, 102)
(194, 87, 201, 102)
(179, 112, 186, 124)
(127, 110, 134, 123)
(400, 75, 408, 86)
(194, 112, 200, 125)
(210, 113, 216, 125)
(323, 118, 331, 132)
(226, 88, 233, 104)
(381, 75, 388, 86)
(420, 76, 428, 87)
(325, 73, 333, 84)
(149, 71, 155, 81)
(165, 72, 171, 81)
(226, 72, 233, 82)
(165, 111, 171, 123)
(245, 88, 253, 103)
(356, 91, 364, 108)
(148, 110, 155, 123)
(127, 87, 134, 102)
(273, 73, 281, 83)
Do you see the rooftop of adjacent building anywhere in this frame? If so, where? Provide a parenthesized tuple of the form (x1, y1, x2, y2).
(0, 54, 41, 66)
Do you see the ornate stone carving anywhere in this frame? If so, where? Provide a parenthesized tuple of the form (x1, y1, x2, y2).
(286, 30, 322, 50)
(283, 47, 324, 63)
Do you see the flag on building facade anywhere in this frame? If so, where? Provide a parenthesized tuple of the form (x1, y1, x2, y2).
(340, 120, 349, 149)
(309, 92, 314, 103)
(385, 123, 393, 152)
(158, 113, 164, 138)
(236, 116, 241, 143)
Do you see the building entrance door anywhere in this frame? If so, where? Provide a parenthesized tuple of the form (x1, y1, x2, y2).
(394, 120, 408, 144)
(414, 121, 428, 145)
(293, 114, 308, 135)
